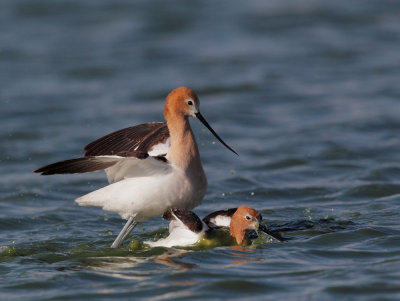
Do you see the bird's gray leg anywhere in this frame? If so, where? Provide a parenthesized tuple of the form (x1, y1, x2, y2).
(110, 214, 138, 248)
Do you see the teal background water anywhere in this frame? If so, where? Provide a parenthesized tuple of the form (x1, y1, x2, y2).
(1, 0, 400, 300)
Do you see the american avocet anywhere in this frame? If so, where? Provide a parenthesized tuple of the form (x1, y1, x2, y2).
(35, 87, 237, 248)
(203, 206, 285, 244)
(146, 206, 284, 248)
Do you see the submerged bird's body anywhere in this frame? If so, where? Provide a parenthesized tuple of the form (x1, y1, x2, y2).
(35, 87, 237, 247)
(146, 206, 284, 248)
(146, 208, 209, 248)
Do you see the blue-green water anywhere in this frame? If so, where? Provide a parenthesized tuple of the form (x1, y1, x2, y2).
(1, 0, 400, 300)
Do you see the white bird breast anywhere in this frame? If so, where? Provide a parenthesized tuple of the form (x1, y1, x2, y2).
(76, 158, 202, 221)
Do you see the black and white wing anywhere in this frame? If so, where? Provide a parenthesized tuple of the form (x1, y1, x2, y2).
(163, 208, 205, 233)
(145, 208, 207, 248)
(34, 122, 171, 183)
(202, 208, 237, 230)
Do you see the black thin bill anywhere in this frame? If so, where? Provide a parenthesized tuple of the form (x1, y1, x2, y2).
(259, 224, 286, 242)
(195, 112, 238, 156)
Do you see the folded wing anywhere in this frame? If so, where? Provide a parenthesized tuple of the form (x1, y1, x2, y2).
(202, 208, 237, 229)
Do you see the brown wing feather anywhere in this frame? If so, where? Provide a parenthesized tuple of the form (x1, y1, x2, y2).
(84, 122, 169, 157)
(34, 157, 119, 175)
(163, 208, 204, 233)
(34, 123, 170, 176)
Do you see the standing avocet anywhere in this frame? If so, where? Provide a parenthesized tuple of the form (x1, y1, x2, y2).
(35, 87, 237, 248)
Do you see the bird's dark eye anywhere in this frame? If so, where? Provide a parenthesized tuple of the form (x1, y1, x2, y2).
(187, 100, 193, 106)
(245, 215, 251, 221)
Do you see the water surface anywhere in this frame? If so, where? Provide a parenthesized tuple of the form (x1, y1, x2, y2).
(1, 0, 400, 300)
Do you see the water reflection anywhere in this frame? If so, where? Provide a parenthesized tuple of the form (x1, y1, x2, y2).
(89, 256, 154, 281)
(154, 250, 197, 271)
(88, 249, 196, 280)
(146, 290, 194, 301)
(227, 246, 264, 265)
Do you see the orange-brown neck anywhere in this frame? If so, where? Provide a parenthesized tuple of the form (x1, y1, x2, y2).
(166, 115, 202, 170)
(230, 221, 246, 245)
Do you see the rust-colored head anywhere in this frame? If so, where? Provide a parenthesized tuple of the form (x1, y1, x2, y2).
(163, 87, 238, 155)
(164, 87, 200, 121)
(230, 206, 261, 245)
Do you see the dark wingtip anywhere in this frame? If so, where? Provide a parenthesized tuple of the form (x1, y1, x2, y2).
(33, 157, 118, 176)
(33, 165, 59, 176)
(34, 166, 46, 175)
